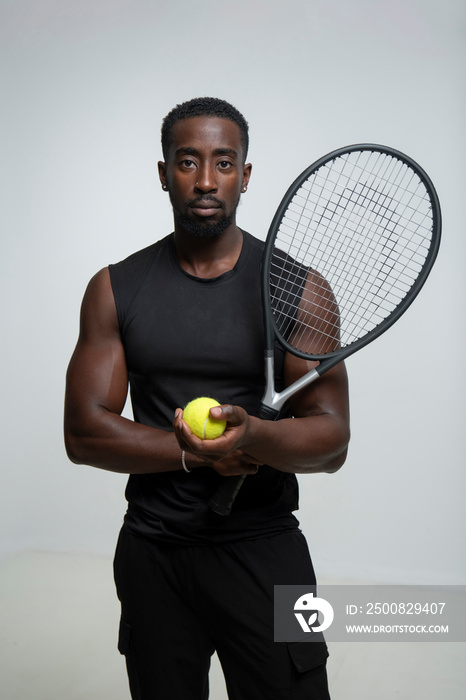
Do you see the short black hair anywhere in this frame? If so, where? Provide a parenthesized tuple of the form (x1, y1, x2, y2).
(161, 97, 249, 162)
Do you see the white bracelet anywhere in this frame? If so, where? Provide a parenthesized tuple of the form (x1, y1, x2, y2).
(181, 450, 191, 473)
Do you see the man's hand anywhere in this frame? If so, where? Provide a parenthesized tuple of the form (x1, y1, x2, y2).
(173, 405, 262, 476)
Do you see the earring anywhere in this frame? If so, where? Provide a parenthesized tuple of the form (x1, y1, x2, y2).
(241, 186, 247, 193)
(162, 184, 168, 191)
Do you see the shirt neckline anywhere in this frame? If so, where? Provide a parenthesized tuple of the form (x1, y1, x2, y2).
(168, 230, 250, 285)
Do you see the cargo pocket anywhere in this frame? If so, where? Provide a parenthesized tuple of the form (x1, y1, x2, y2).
(117, 620, 142, 700)
(287, 642, 330, 700)
(286, 640, 329, 673)
(118, 619, 132, 656)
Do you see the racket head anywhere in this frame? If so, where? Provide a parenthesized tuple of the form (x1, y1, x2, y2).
(262, 144, 441, 363)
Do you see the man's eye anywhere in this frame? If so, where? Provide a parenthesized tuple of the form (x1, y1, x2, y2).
(219, 161, 232, 169)
(181, 159, 195, 168)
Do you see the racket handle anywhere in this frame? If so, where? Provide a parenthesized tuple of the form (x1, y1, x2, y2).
(208, 475, 246, 516)
(208, 403, 280, 516)
(258, 404, 280, 420)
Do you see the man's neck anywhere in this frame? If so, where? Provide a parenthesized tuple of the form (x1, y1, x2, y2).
(173, 225, 244, 279)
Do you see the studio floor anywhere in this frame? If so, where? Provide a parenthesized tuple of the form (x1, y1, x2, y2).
(0, 551, 464, 699)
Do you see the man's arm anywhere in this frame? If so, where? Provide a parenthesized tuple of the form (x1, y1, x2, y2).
(64, 268, 201, 474)
(264, 352, 350, 473)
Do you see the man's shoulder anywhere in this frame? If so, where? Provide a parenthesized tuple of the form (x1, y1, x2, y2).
(108, 234, 172, 311)
(242, 230, 265, 256)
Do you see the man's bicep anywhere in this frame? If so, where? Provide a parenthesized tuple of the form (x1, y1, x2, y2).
(65, 268, 128, 417)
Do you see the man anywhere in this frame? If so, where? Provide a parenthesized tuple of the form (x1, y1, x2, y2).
(64, 97, 350, 699)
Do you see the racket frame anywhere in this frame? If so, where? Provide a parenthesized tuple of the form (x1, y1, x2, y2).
(260, 143, 441, 415)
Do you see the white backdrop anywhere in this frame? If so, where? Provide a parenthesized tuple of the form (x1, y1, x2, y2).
(1, 0, 464, 584)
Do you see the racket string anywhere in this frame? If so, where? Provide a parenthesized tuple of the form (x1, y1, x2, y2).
(269, 150, 434, 354)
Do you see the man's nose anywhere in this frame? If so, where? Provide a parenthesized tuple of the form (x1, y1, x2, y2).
(195, 164, 218, 193)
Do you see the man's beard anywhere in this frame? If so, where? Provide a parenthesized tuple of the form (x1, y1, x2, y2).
(177, 211, 236, 238)
(170, 193, 240, 239)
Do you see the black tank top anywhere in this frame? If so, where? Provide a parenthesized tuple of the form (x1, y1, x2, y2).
(109, 231, 300, 544)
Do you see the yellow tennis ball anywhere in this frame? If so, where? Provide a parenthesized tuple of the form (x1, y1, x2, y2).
(183, 397, 227, 440)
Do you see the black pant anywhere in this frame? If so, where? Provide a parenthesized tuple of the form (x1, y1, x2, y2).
(114, 528, 330, 700)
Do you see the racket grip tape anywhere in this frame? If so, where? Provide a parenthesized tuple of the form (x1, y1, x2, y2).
(208, 403, 279, 516)
(208, 475, 246, 516)
(258, 404, 280, 420)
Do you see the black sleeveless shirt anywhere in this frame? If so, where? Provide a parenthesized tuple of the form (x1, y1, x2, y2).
(109, 231, 300, 544)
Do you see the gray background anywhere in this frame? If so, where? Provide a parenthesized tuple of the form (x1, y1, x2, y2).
(1, 0, 465, 586)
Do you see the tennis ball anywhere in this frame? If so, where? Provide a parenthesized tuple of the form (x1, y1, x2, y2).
(183, 397, 227, 440)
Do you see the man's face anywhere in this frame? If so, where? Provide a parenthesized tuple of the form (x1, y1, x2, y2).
(158, 116, 251, 238)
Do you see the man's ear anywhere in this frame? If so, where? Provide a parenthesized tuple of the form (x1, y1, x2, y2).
(158, 161, 168, 191)
(242, 163, 252, 191)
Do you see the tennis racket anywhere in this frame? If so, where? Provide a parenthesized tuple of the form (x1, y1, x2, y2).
(208, 143, 441, 516)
